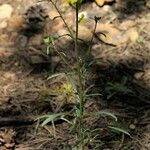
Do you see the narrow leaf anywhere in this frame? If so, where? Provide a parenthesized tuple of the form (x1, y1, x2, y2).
(61, 117, 72, 124)
(36, 114, 53, 120)
(47, 73, 65, 80)
(41, 113, 66, 126)
(93, 111, 118, 121)
(41, 117, 55, 126)
(108, 126, 130, 136)
(36, 113, 66, 126)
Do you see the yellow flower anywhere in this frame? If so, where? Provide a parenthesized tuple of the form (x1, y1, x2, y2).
(59, 83, 77, 103)
(60, 83, 73, 93)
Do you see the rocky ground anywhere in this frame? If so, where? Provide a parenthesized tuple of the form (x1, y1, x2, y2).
(0, 0, 150, 149)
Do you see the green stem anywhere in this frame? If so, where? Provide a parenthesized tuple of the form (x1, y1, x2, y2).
(49, 0, 85, 140)
(51, 37, 72, 71)
(49, 0, 74, 39)
(75, 2, 84, 140)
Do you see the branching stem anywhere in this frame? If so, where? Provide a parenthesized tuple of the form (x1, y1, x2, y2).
(49, 0, 74, 39)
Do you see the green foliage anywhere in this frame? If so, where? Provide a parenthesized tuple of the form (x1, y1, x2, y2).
(37, 0, 131, 149)
(47, 72, 66, 80)
(108, 126, 130, 136)
(37, 113, 67, 126)
(91, 111, 118, 121)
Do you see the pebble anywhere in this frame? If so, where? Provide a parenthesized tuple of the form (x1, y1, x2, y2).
(129, 124, 136, 130)
(0, 4, 13, 20)
(95, 0, 115, 6)
(134, 72, 143, 80)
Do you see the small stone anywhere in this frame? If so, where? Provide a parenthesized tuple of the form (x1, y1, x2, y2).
(134, 72, 143, 80)
(0, 4, 13, 20)
(95, 0, 105, 6)
(95, 0, 115, 6)
(129, 124, 136, 130)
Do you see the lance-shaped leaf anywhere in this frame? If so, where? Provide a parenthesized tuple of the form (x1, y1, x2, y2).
(108, 126, 130, 136)
(37, 113, 66, 126)
(91, 111, 118, 121)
